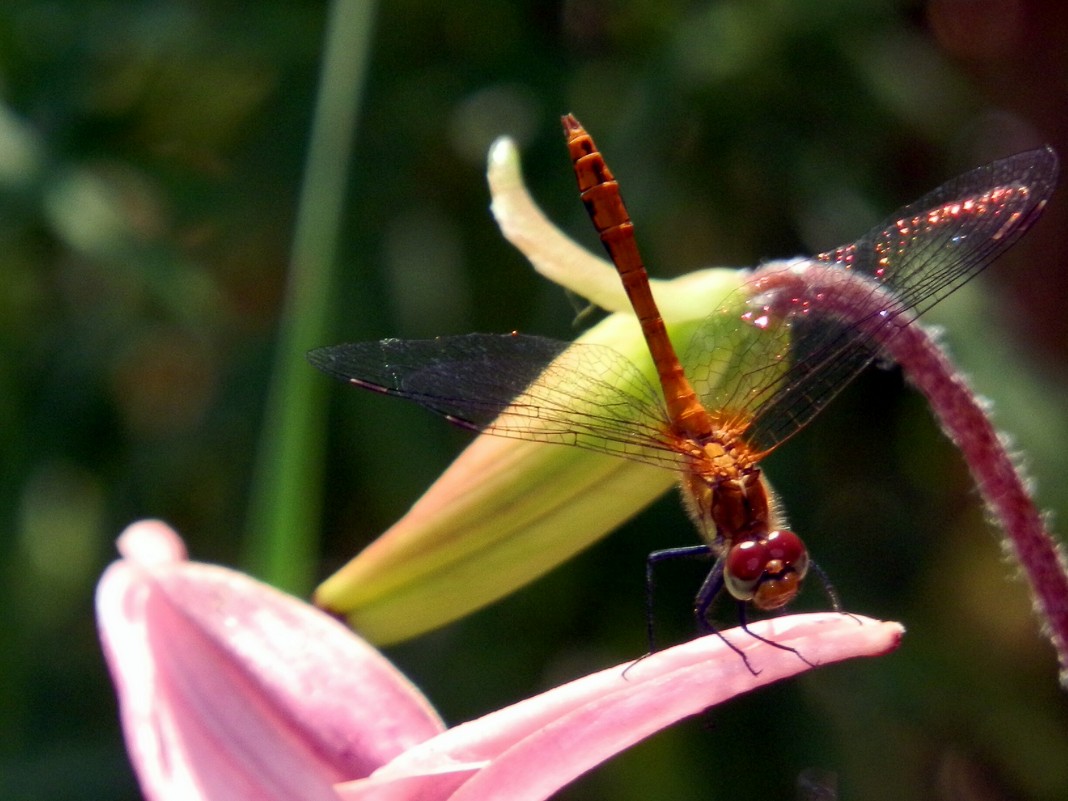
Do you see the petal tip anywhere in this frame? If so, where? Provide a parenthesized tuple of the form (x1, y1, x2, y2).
(487, 136, 517, 170)
(116, 520, 187, 566)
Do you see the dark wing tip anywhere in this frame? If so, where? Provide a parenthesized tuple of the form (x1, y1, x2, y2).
(306, 344, 342, 376)
(306, 342, 388, 388)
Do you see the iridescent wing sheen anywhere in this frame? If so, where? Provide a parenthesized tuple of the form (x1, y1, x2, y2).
(686, 146, 1058, 454)
(308, 333, 687, 469)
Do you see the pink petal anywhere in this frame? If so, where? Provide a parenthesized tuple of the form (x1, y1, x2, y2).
(97, 520, 445, 801)
(337, 613, 903, 801)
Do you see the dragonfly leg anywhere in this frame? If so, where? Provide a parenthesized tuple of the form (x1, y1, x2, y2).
(806, 558, 865, 627)
(645, 544, 713, 653)
(697, 563, 816, 672)
(693, 557, 727, 632)
(693, 564, 766, 675)
(807, 558, 844, 612)
(736, 602, 816, 669)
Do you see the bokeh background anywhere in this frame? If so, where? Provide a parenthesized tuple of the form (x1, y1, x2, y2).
(4, 1, 1068, 799)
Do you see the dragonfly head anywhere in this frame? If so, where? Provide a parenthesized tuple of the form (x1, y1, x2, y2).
(723, 529, 810, 610)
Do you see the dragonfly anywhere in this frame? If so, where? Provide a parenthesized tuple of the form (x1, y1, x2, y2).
(310, 115, 1057, 639)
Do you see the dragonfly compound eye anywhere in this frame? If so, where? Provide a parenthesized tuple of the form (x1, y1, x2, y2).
(753, 529, 810, 610)
(723, 539, 767, 601)
(724, 530, 810, 609)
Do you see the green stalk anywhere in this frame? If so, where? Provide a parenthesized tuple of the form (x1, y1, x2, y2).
(243, 0, 377, 591)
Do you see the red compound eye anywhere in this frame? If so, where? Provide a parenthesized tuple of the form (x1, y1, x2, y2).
(723, 530, 810, 608)
(724, 540, 768, 601)
(766, 529, 807, 569)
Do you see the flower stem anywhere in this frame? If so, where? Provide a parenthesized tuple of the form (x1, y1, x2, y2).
(751, 264, 1068, 683)
(243, 0, 377, 591)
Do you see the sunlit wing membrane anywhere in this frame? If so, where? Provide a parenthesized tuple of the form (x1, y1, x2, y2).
(684, 298, 793, 436)
(743, 319, 876, 454)
(683, 147, 1058, 455)
(825, 146, 1058, 313)
(307, 333, 686, 469)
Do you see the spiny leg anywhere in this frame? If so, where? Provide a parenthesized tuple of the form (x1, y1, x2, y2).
(645, 544, 713, 654)
(807, 558, 864, 627)
(694, 559, 816, 671)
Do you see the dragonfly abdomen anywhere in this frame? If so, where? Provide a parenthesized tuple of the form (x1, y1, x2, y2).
(562, 114, 714, 443)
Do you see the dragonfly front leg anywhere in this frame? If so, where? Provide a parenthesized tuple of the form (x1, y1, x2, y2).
(696, 556, 817, 672)
(644, 544, 714, 653)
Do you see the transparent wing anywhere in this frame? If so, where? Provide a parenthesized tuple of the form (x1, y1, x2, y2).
(308, 333, 686, 469)
(685, 146, 1059, 453)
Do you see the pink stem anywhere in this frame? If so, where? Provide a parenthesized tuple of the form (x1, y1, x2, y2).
(749, 264, 1068, 683)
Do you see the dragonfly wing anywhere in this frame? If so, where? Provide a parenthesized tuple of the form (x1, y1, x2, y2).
(687, 147, 1059, 453)
(684, 296, 794, 436)
(308, 333, 685, 469)
(739, 316, 878, 453)
(818, 146, 1059, 312)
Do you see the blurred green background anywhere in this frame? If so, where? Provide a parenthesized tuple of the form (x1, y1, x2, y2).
(4, 0, 1068, 799)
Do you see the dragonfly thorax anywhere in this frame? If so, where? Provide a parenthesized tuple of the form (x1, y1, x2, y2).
(682, 462, 770, 545)
(682, 457, 811, 611)
(680, 436, 763, 536)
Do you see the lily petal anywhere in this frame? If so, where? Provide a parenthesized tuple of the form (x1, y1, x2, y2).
(337, 613, 904, 801)
(97, 520, 444, 801)
(487, 135, 629, 312)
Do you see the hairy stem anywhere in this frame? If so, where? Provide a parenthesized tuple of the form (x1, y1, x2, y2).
(750, 264, 1068, 683)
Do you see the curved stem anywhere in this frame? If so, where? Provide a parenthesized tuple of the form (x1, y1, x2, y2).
(750, 264, 1068, 683)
